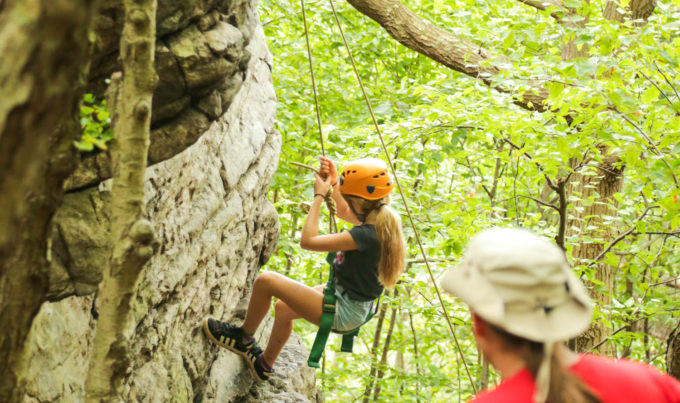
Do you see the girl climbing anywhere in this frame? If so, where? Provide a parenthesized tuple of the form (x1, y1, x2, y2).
(203, 156, 405, 382)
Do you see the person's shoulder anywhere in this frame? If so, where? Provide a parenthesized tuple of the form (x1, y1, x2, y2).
(576, 353, 667, 376)
(348, 224, 378, 250)
(573, 354, 680, 400)
(349, 224, 377, 238)
(470, 369, 534, 403)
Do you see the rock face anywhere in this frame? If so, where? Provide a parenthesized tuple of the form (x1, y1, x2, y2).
(65, 0, 253, 191)
(20, 0, 322, 401)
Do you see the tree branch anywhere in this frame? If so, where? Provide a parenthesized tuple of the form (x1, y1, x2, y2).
(655, 61, 680, 102)
(639, 70, 676, 109)
(554, 178, 568, 250)
(589, 206, 658, 265)
(346, 0, 548, 111)
(518, 194, 560, 211)
(615, 108, 679, 188)
(515, 0, 564, 21)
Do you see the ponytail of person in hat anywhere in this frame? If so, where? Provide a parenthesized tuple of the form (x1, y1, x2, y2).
(441, 227, 680, 403)
(202, 156, 405, 382)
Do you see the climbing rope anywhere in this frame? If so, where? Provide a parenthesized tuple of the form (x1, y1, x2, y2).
(296, 0, 478, 391)
(289, 162, 337, 234)
(322, 0, 478, 391)
(300, 0, 326, 158)
(299, 0, 337, 235)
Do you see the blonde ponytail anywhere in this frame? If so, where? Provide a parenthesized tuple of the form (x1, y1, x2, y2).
(357, 196, 405, 289)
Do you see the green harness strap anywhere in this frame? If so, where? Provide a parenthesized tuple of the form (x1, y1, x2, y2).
(307, 252, 377, 368)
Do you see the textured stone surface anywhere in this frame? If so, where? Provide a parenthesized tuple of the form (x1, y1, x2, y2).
(21, 296, 95, 402)
(24, 1, 322, 401)
(46, 188, 111, 299)
(69, 0, 253, 191)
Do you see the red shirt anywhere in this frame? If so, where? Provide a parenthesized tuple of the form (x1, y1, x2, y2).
(472, 354, 680, 403)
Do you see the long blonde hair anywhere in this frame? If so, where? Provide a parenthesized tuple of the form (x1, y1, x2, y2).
(354, 195, 405, 289)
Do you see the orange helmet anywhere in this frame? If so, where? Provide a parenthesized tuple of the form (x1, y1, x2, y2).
(339, 158, 394, 200)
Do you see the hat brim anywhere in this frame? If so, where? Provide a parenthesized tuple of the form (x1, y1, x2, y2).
(440, 265, 592, 342)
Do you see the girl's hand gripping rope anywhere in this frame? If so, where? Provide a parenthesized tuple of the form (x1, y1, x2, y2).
(319, 156, 338, 187)
(314, 173, 332, 198)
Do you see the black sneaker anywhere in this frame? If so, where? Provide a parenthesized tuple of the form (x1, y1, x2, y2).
(202, 318, 272, 382)
(248, 344, 275, 383)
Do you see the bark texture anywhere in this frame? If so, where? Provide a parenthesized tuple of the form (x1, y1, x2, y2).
(567, 149, 624, 353)
(667, 319, 680, 380)
(604, 0, 656, 22)
(0, 1, 100, 399)
(85, 0, 158, 399)
(345, 0, 548, 112)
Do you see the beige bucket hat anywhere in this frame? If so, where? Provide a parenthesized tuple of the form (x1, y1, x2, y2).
(440, 227, 592, 342)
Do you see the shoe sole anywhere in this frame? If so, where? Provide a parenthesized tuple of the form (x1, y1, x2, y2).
(201, 318, 267, 383)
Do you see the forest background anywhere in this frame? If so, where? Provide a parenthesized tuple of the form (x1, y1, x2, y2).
(260, 0, 679, 401)
(1, 0, 678, 400)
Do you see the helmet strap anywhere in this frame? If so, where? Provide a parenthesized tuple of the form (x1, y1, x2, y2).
(349, 203, 366, 223)
(343, 195, 386, 223)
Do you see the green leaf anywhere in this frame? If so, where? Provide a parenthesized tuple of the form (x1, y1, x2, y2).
(549, 82, 564, 100)
(641, 86, 659, 104)
(73, 140, 94, 152)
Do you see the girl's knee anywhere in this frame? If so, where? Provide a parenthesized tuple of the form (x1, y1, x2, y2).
(254, 271, 280, 288)
(275, 300, 295, 320)
(275, 299, 290, 314)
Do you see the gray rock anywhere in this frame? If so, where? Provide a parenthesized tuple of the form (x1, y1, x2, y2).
(63, 150, 112, 191)
(204, 21, 245, 61)
(152, 42, 187, 122)
(47, 188, 111, 300)
(21, 296, 95, 402)
(152, 94, 192, 125)
(218, 72, 245, 112)
(73, 2, 256, 192)
(197, 90, 224, 120)
(167, 24, 237, 91)
(24, 1, 322, 401)
(148, 107, 211, 163)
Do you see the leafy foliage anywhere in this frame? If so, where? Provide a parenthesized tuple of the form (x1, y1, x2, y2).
(75, 93, 112, 152)
(260, 0, 679, 400)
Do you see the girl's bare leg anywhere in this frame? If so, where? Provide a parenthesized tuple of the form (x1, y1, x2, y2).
(241, 271, 324, 364)
(262, 284, 325, 366)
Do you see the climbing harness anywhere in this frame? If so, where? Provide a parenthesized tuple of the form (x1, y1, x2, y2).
(298, 0, 477, 390)
(307, 252, 379, 367)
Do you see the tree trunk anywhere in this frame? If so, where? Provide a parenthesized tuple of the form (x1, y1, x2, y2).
(567, 0, 654, 353)
(0, 1, 100, 399)
(372, 303, 398, 401)
(408, 310, 422, 400)
(666, 319, 680, 380)
(561, 1, 589, 61)
(363, 293, 390, 401)
(85, 0, 158, 400)
(568, 149, 624, 354)
(558, 0, 622, 355)
(604, 0, 656, 22)
(480, 358, 490, 391)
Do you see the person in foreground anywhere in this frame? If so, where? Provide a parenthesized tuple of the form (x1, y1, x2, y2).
(202, 157, 405, 382)
(440, 227, 680, 403)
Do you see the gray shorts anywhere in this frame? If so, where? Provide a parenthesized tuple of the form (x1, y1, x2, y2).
(332, 283, 374, 332)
